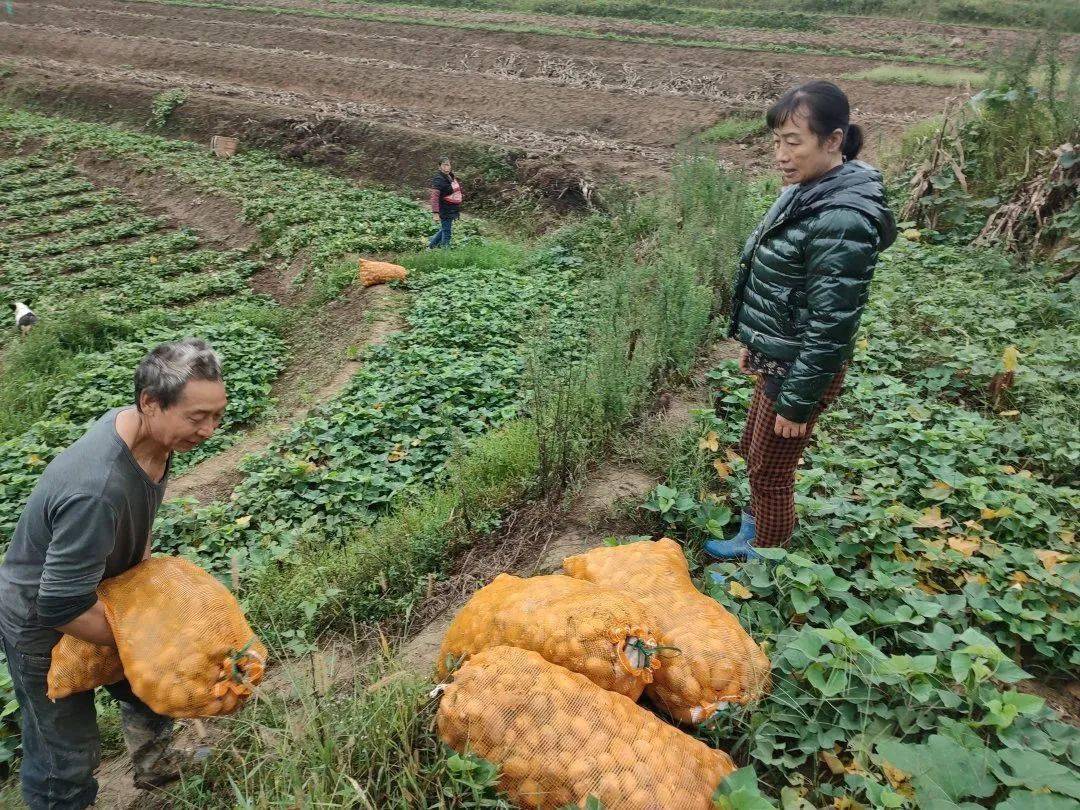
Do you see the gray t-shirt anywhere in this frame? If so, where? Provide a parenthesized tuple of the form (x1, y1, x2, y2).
(0, 408, 169, 654)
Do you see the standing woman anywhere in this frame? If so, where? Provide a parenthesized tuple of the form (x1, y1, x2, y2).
(428, 157, 463, 249)
(706, 81, 896, 561)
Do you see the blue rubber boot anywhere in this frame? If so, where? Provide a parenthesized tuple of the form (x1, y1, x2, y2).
(704, 511, 761, 561)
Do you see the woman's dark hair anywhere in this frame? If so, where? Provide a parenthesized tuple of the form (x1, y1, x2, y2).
(766, 80, 863, 161)
(438, 156, 451, 166)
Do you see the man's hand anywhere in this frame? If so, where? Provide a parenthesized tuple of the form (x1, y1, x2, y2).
(433, 213, 441, 222)
(57, 600, 116, 648)
(739, 347, 752, 375)
(774, 415, 808, 439)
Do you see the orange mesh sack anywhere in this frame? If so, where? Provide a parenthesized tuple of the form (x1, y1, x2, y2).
(47, 637, 124, 701)
(564, 538, 770, 725)
(437, 646, 735, 809)
(358, 259, 407, 287)
(437, 573, 660, 700)
(47, 557, 266, 717)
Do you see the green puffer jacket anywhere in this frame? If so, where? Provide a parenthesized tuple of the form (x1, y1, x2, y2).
(728, 160, 897, 422)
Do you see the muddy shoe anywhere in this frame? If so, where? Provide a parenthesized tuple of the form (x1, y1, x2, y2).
(133, 746, 212, 790)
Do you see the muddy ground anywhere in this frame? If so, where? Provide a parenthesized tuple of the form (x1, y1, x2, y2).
(2, 0, 1063, 189)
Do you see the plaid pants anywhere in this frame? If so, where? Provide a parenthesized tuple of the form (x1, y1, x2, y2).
(736, 367, 846, 547)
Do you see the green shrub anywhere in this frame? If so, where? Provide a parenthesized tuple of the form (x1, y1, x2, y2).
(700, 116, 766, 143)
(147, 89, 187, 129)
(0, 302, 129, 439)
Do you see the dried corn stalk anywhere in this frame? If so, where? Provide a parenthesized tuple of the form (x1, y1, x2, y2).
(977, 143, 1078, 261)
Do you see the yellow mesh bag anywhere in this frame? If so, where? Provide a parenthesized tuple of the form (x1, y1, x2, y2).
(564, 539, 770, 725)
(437, 573, 660, 700)
(358, 259, 408, 287)
(438, 646, 735, 809)
(47, 557, 266, 717)
(46, 638, 124, 701)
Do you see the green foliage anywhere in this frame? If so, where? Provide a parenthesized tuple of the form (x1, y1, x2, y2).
(151, 256, 575, 638)
(700, 116, 766, 143)
(862, 239, 1078, 481)
(0, 302, 130, 438)
(310, 257, 360, 305)
(148, 88, 187, 129)
(245, 419, 540, 646)
(0, 107, 433, 288)
(641, 230, 1078, 804)
(171, 657, 511, 807)
(0, 659, 18, 767)
(902, 38, 1079, 237)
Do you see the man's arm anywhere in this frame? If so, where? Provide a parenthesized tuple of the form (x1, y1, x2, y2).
(37, 494, 117, 647)
(56, 600, 115, 647)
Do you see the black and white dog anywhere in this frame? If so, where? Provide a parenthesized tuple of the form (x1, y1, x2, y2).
(12, 302, 37, 336)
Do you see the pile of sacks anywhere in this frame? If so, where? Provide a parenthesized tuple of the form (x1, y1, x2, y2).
(435, 538, 770, 809)
(47, 557, 266, 718)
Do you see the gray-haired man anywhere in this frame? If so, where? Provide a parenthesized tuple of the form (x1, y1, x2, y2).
(0, 338, 227, 809)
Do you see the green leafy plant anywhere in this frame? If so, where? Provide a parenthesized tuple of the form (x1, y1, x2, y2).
(148, 88, 188, 129)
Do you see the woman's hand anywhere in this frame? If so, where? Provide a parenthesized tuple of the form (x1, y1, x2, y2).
(774, 415, 808, 438)
(739, 348, 752, 375)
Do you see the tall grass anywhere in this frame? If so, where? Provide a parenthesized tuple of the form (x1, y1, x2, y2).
(842, 65, 988, 87)
(700, 116, 766, 143)
(528, 154, 753, 489)
(173, 656, 507, 808)
(0, 303, 128, 438)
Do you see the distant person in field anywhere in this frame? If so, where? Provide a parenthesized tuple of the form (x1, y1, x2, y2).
(0, 339, 226, 809)
(428, 156, 463, 249)
(706, 80, 897, 565)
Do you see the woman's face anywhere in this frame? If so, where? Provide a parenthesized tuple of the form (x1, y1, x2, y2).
(771, 107, 843, 185)
(440, 161, 452, 174)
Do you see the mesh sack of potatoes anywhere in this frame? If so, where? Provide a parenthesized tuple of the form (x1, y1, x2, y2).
(437, 645, 735, 809)
(47, 638, 124, 701)
(563, 538, 770, 725)
(438, 573, 661, 700)
(358, 259, 408, 287)
(47, 557, 266, 717)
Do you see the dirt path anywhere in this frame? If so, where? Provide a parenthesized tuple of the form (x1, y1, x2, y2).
(397, 339, 739, 672)
(166, 285, 405, 504)
(64, 148, 410, 506)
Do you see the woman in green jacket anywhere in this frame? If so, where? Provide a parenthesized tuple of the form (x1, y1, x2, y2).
(706, 80, 897, 561)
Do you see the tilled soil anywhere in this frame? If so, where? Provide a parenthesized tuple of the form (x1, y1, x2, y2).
(0, 0, 1019, 180)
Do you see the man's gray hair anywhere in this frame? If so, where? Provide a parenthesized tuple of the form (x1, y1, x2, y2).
(134, 338, 222, 411)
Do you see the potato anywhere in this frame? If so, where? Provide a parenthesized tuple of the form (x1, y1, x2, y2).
(438, 575, 658, 698)
(563, 539, 770, 725)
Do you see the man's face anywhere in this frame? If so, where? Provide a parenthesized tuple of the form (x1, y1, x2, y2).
(142, 379, 228, 452)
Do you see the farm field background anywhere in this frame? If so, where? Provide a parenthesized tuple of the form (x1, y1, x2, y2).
(0, 0, 1077, 808)
(2, 0, 1076, 193)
